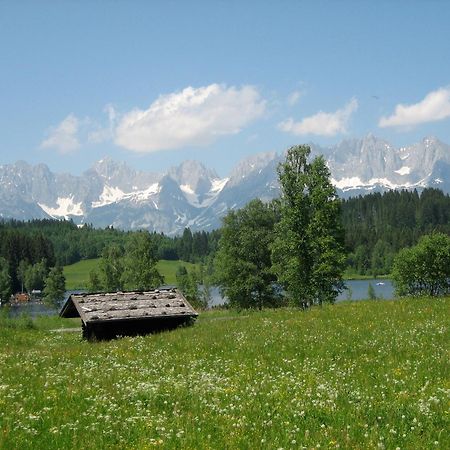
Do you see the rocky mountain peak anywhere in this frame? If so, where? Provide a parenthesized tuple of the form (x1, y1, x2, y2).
(423, 135, 439, 145)
(174, 159, 214, 175)
(168, 160, 219, 193)
(92, 157, 131, 180)
(91, 157, 160, 191)
(420, 136, 449, 158)
(228, 151, 278, 184)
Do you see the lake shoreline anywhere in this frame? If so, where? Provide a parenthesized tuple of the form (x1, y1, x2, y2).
(2, 279, 394, 316)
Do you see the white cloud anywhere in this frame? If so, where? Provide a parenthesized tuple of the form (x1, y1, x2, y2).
(40, 114, 80, 153)
(88, 104, 117, 144)
(278, 98, 358, 136)
(87, 128, 109, 144)
(379, 87, 450, 128)
(114, 84, 266, 152)
(287, 90, 302, 106)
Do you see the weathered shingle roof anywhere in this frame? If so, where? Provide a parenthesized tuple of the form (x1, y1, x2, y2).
(60, 288, 198, 324)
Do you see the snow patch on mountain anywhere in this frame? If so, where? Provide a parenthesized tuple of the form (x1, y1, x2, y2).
(332, 177, 365, 191)
(131, 183, 160, 202)
(39, 197, 84, 218)
(92, 183, 161, 208)
(332, 174, 433, 193)
(92, 185, 126, 207)
(180, 184, 200, 207)
(368, 178, 403, 190)
(180, 184, 195, 195)
(211, 177, 229, 192)
(179, 177, 229, 208)
(395, 166, 411, 176)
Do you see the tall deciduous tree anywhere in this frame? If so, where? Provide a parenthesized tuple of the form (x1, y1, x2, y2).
(43, 266, 66, 305)
(24, 260, 48, 293)
(215, 199, 281, 309)
(17, 260, 29, 293)
(122, 232, 163, 290)
(99, 245, 125, 292)
(87, 270, 102, 293)
(176, 265, 207, 309)
(271, 145, 345, 308)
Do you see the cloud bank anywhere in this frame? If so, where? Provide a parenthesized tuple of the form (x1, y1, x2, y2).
(379, 87, 450, 128)
(278, 98, 358, 136)
(40, 114, 80, 153)
(114, 84, 266, 152)
(287, 90, 302, 106)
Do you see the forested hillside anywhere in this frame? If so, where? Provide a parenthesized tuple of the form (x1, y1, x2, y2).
(0, 220, 220, 266)
(342, 188, 450, 275)
(1, 220, 126, 267)
(0, 220, 219, 294)
(0, 227, 55, 293)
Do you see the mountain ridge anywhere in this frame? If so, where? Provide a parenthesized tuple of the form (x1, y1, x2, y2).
(1, 135, 449, 234)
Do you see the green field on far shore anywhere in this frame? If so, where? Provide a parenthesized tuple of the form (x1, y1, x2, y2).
(63, 258, 200, 290)
(0, 298, 448, 449)
(343, 273, 391, 281)
(64, 258, 391, 290)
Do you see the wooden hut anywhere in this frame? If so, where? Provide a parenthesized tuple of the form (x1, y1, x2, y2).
(14, 292, 30, 303)
(60, 288, 198, 340)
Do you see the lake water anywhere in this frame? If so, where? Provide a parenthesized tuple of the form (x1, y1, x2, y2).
(337, 279, 394, 302)
(1, 290, 82, 319)
(2, 280, 394, 317)
(4, 301, 61, 318)
(209, 279, 395, 306)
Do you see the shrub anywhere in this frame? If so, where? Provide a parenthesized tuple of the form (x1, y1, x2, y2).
(392, 232, 450, 296)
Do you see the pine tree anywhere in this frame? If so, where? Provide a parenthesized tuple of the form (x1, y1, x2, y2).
(0, 257, 12, 302)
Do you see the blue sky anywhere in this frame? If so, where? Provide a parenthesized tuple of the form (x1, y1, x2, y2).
(1, 1, 450, 176)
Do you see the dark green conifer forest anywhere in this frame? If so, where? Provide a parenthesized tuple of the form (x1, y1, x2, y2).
(342, 188, 450, 275)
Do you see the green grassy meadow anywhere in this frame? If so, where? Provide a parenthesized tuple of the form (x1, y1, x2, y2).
(64, 258, 390, 290)
(155, 259, 200, 285)
(343, 272, 391, 281)
(63, 258, 101, 290)
(0, 298, 448, 449)
(63, 259, 200, 289)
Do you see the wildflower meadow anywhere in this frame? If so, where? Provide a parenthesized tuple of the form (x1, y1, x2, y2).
(0, 298, 448, 449)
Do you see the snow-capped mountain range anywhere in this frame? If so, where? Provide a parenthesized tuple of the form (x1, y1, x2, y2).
(1, 135, 449, 235)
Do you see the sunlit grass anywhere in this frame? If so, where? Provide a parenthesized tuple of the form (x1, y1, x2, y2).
(63, 258, 101, 289)
(155, 260, 200, 285)
(343, 269, 391, 280)
(0, 298, 448, 449)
